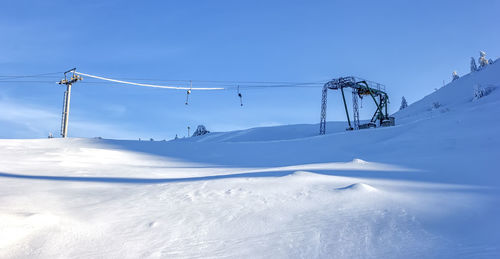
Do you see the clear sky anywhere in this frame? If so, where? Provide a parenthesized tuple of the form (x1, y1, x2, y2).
(0, 0, 499, 139)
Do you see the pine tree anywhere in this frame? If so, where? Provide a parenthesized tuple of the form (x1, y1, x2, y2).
(192, 125, 210, 136)
(479, 51, 489, 68)
(473, 84, 485, 100)
(399, 96, 408, 110)
(471, 57, 478, 72)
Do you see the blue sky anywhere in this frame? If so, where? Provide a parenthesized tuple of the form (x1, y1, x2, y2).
(0, 0, 499, 139)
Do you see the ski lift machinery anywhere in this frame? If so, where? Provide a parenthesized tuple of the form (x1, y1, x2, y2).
(319, 76, 395, 135)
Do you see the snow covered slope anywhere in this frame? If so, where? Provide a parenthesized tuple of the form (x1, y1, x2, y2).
(394, 60, 500, 124)
(181, 121, 346, 143)
(1, 62, 499, 258)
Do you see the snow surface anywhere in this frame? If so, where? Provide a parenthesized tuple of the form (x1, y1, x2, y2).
(1, 62, 500, 258)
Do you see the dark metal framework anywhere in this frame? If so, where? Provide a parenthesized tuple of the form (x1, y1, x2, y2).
(319, 76, 394, 135)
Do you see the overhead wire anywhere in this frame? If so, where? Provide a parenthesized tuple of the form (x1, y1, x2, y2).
(74, 71, 224, 90)
(0, 71, 64, 81)
(104, 78, 326, 85)
(0, 80, 324, 89)
(0, 71, 326, 90)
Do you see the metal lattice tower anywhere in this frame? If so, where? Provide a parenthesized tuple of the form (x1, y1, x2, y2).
(319, 76, 393, 135)
(352, 90, 360, 130)
(319, 85, 328, 135)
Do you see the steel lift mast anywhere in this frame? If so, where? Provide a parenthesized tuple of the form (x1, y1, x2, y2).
(58, 68, 82, 138)
(319, 76, 394, 135)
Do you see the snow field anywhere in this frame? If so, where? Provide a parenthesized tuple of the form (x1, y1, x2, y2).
(1, 61, 500, 258)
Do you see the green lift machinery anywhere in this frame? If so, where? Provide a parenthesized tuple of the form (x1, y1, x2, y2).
(319, 76, 395, 134)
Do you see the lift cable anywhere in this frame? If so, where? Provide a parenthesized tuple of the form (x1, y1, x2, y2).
(71, 73, 325, 90)
(73, 71, 224, 90)
(0, 72, 325, 90)
(0, 72, 329, 90)
(0, 80, 323, 89)
(0, 71, 64, 81)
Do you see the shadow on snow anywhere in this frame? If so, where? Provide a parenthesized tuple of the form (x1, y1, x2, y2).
(0, 169, 426, 184)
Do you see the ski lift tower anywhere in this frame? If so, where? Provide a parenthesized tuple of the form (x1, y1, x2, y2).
(319, 76, 394, 135)
(58, 68, 82, 138)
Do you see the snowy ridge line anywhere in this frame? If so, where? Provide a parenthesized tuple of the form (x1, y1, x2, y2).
(74, 72, 225, 90)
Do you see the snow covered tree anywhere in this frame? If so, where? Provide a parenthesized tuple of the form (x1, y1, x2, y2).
(192, 125, 210, 136)
(470, 57, 478, 72)
(479, 51, 489, 68)
(399, 96, 408, 110)
(432, 102, 441, 110)
(473, 84, 486, 100)
(452, 71, 459, 81)
(473, 84, 494, 100)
